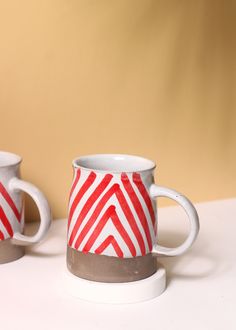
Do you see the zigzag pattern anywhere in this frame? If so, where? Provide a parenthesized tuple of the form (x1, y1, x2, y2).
(0, 182, 22, 241)
(68, 169, 156, 258)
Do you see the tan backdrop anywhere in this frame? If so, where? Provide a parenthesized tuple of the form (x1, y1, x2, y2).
(0, 0, 235, 221)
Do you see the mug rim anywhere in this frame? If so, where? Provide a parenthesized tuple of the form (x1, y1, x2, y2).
(0, 151, 22, 168)
(72, 154, 156, 173)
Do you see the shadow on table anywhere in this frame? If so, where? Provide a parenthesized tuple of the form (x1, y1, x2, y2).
(24, 219, 66, 258)
(157, 230, 220, 287)
(22, 221, 224, 284)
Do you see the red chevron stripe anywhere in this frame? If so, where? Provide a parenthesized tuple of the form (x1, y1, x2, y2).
(68, 171, 96, 230)
(0, 182, 21, 222)
(110, 208, 136, 256)
(83, 206, 136, 256)
(83, 206, 115, 252)
(0, 206, 13, 237)
(69, 168, 81, 201)
(121, 173, 152, 251)
(133, 173, 156, 230)
(115, 187, 146, 255)
(95, 235, 123, 257)
(0, 230, 4, 240)
(72, 184, 120, 249)
(68, 174, 113, 245)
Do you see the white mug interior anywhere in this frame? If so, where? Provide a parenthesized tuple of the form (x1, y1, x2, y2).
(73, 154, 156, 173)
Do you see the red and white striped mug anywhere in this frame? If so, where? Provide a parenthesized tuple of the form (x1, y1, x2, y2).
(0, 151, 51, 264)
(67, 154, 199, 282)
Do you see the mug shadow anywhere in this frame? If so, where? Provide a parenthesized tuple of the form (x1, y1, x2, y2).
(24, 220, 66, 258)
(21, 221, 226, 285)
(156, 230, 221, 287)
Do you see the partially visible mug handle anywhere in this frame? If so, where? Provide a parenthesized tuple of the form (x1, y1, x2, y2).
(150, 184, 200, 256)
(9, 177, 51, 246)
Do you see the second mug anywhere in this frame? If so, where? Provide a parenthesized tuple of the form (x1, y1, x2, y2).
(0, 151, 51, 264)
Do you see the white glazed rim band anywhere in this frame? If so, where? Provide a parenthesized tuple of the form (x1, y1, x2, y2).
(73, 154, 156, 173)
(0, 151, 22, 168)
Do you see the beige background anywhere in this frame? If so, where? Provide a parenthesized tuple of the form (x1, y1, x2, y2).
(0, 0, 235, 221)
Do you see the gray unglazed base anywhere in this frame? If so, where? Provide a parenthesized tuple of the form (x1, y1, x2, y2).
(67, 247, 157, 283)
(0, 239, 24, 264)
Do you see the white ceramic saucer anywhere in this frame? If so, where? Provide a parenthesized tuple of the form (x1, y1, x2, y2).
(61, 263, 166, 304)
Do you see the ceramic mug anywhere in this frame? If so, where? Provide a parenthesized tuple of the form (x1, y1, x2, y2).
(0, 151, 51, 264)
(67, 154, 199, 282)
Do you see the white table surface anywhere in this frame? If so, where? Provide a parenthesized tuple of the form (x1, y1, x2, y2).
(0, 198, 235, 330)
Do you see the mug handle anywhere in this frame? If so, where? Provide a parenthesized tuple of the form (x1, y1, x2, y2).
(150, 184, 200, 256)
(9, 177, 51, 246)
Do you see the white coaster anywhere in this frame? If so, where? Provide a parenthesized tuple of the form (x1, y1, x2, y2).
(61, 263, 166, 304)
